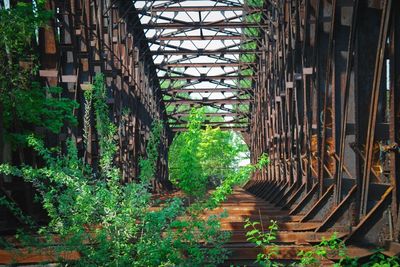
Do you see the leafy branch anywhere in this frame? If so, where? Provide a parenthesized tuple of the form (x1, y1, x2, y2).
(244, 218, 280, 267)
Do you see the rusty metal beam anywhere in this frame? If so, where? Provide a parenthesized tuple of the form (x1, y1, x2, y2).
(171, 112, 247, 118)
(137, 6, 263, 12)
(159, 75, 254, 81)
(171, 126, 249, 132)
(154, 35, 250, 41)
(245, 0, 400, 250)
(164, 88, 248, 94)
(157, 63, 256, 68)
(151, 49, 259, 56)
(170, 120, 248, 126)
(165, 98, 251, 105)
(142, 22, 264, 29)
(359, 0, 393, 218)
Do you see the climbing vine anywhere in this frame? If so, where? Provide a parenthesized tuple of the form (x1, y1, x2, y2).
(139, 120, 163, 182)
(83, 86, 93, 149)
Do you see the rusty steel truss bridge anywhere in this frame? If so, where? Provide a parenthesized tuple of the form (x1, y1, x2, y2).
(1, 0, 400, 262)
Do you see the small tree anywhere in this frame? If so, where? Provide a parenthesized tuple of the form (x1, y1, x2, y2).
(169, 108, 208, 198)
(169, 108, 249, 199)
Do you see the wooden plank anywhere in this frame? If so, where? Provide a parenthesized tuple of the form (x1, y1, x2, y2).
(61, 75, 77, 83)
(39, 70, 58, 78)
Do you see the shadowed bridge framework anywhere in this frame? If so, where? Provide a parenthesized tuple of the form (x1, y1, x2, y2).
(1, 0, 400, 262)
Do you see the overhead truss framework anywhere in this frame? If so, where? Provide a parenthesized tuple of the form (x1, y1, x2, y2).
(132, 0, 265, 131)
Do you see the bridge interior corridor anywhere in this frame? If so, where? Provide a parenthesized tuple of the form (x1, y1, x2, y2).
(0, 0, 400, 265)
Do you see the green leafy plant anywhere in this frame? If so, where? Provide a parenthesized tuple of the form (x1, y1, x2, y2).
(169, 108, 207, 198)
(362, 252, 400, 267)
(0, 74, 229, 266)
(244, 218, 280, 267)
(0, 2, 77, 150)
(139, 120, 163, 182)
(0, 195, 36, 228)
(0, 1, 52, 55)
(256, 153, 270, 170)
(296, 232, 358, 267)
(244, 224, 366, 267)
(206, 164, 255, 209)
(169, 108, 249, 199)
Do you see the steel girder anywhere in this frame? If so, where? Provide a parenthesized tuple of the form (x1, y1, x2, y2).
(247, 0, 400, 249)
(37, 0, 171, 188)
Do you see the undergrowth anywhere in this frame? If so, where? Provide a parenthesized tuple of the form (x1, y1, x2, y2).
(0, 74, 230, 266)
(244, 219, 400, 267)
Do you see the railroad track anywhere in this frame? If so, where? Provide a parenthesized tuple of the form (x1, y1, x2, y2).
(205, 188, 374, 266)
